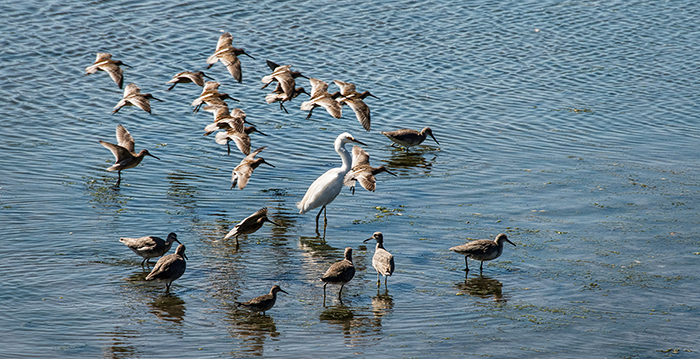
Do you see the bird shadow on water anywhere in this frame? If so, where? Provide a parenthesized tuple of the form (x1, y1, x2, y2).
(149, 293, 186, 323)
(383, 148, 438, 174)
(455, 274, 508, 303)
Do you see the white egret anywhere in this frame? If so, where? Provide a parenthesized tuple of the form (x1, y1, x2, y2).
(297, 133, 366, 231)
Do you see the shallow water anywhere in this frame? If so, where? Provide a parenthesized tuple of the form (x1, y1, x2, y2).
(1, 0, 700, 357)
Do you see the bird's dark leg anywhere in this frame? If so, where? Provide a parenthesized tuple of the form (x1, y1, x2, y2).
(280, 102, 289, 114)
(323, 206, 328, 227)
(165, 283, 171, 293)
(116, 171, 122, 187)
(465, 256, 470, 272)
(305, 108, 314, 120)
(384, 276, 388, 289)
(227, 140, 231, 155)
(323, 283, 327, 307)
(315, 206, 324, 231)
(479, 261, 484, 272)
(376, 273, 380, 288)
(338, 284, 344, 297)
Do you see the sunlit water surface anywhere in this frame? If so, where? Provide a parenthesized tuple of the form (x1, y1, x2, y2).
(1, 0, 700, 357)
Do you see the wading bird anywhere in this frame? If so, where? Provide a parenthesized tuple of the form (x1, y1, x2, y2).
(449, 233, 516, 272)
(99, 124, 160, 186)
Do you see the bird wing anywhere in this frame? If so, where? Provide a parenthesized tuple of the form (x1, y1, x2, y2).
(355, 169, 377, 192)
(266, 59, 281, 71)
(128, 95, 152, 114)
(100, 141, 132, 163)
(123, 83, 140, 97)
(351, 145, 370, 167)
(112, 98, 128, 114)
(216, 32, 233, 50)
(317, 96, 342, 119)
(308, 78, 329, 98)
(229, 131, 251, 155)
(104, 64, 124, 88)
(333, 80, 356, 96)
(115, 124, 135, 152)
(233, 164, 253, 189)
(219, 51, 242, 82)
(342, 98, 371, 131)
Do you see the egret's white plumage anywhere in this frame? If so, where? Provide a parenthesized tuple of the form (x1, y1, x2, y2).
(296, 133, 366, 230)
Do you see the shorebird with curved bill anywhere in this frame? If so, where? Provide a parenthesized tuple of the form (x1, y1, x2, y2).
(334, 80, 379, 131)
(166, 70, 214, 91)
(235, 285, 288, 315)
(206, 32, 255, 83)
(449, 233, 516, 272)
(321, 247, 355, 305)
(300, 78, 343, 120)
(120, 232, 180, 266)
(344, 145, 396, 194)
(112, 83, 162, 114)
(99, 124, 160, 186)
(381, 127, 440, 151)
(297, 133, 366, 231)
(266, 82, 308, 114)
(85, 52, 130, 89)
(230, 146, 274, 190)
(146, 244, 187, 293)
(223, 207, 279, 245)
(363, 232, 395, 288)
(191, 81, 239, 113)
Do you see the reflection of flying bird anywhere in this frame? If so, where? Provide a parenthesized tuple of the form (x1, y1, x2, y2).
(224, 207, 279, 245)
(230, 146, 275, 190)
(449, 233, 516, 272)
(363, 232, 395, 288)
(166, 71, 214, 91)
(145, 244, 187, 293)
(235, 285, 288, 315)
(320, 247, 355, 303)
(206, 32, 255, 83)
(381, 127, 440, 150)
(99, 124, 160, 186)
(297, 133, 366, 231)
(85, 52, 129, 89)
(120, 232, 180, 266)
(344, 146, 396, 194)
(112, 83, 162, 114)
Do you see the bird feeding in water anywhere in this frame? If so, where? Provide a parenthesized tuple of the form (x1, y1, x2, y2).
(235, 285, 288, 315)
(85, 52, 130, 89)
(223, 207, 280, 246)
(449, 233, 516, 272)
(363, 232, 395, 288)
(297, 133, 366, 231)
(206, 32, 255, 83)
(381, 127, 439, 150)
(112, 83, 162, 115)
(230, 146, 274, 190)
(344, 145, 396, 194)
(119, 232, 180, 266)
(99, 124, 160, 186)
(320, 247, 355, 305)
(145, 244, 187, 293)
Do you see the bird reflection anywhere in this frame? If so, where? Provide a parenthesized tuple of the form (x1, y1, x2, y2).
(384, 150, 436, 174)
(227, 307, 279, 356)
(371, 290, 394, 318)
(102, 328, 139, 359)
(319, 304, 355, 336)
(149, 293, 186, 323)
(455, 274, 506, 302)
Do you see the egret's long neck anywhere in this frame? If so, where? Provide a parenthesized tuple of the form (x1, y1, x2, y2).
(337, 141, 352, 173)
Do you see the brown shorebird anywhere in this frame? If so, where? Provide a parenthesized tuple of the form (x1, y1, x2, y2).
(363, 232, 395, 288)
(320, 247, 355, 304)
(206, 32, 255, 83)
(112, 83, 162, 114)
(380, 127, 440, 150)
(266, 82, 308, 114)
(223, 207, 279, 245)
(334, 80, 379, 131)
(85, 53, 130, 89)
(214, 125, 267, 156)
(235, 285, 288, 315)
(191, 81, 239, 113)
(344, 145, 396, 194)
(99, 124, 160, 186)
(145, 244, 187, 293)
(230, 146, 274, 190)
(449, 233, 516, 272)
(166, 71, 214, 91)
(300, 78, 342, 120)
(120, 232, 180, 266)
(262, 59, 307, 89)
(296, 133, 366, 231)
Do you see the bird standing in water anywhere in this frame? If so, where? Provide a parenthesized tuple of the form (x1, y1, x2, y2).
(223, 207, 279, 245)
(120, 232, 180, 266)
(320, 247, 355, 305)
(363, 232, 395, 288)
(381, 127, 440, 150)
(145, 244, 187, 293)
(99, 124, 160, 186)
(449, 233, 516, 272)
(235, 285, 288, 315)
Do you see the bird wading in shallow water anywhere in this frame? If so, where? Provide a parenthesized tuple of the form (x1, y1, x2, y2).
(235, 285, 288, 315)
(297, 133, 366, 232)
(320, 247, 355, 305)
(449, 233, 516, 273)
(223, 207, 279, 246)
(119, 232, 180, 266)
(363, 232, 395, 288)
(145, 244, 187, 293)
(99, 124, 160, 186)
(381, 127, 440, 151)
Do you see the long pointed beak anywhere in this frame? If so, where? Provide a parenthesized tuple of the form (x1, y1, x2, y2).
(352, 138, 367, 146)
(386, 169, 397, 176)
(174, 238, 182, 244)
(183, 253, 188, 260)
(507, 239, 516, 247)
(363, 237, 373, 243)
(369, 93, 380, 100)
(255, 129, 268, 136)
(151, 96, 164, 102)
(122, 63, 132, 68)
(430, 134, 440, 145)
(263, 160, 275, 168)
(244, 52, 255, 60)
(280, 289, 289, 294)
(148, 153, 161, 160)
(267, 218, 281, 226)
(202, 72, 215, 80)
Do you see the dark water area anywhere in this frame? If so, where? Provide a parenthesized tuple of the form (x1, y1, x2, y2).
(1, 0, 699, 357)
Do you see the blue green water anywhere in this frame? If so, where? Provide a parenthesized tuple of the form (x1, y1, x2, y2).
(1, 0, 700, 357)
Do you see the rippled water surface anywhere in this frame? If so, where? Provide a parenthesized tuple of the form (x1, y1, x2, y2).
(2, 0, 700, 357)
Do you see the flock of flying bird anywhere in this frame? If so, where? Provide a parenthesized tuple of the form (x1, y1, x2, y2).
(86, 31, 514, 314)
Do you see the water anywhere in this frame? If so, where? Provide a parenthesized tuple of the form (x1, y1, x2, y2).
(1, 0, 699, 357)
